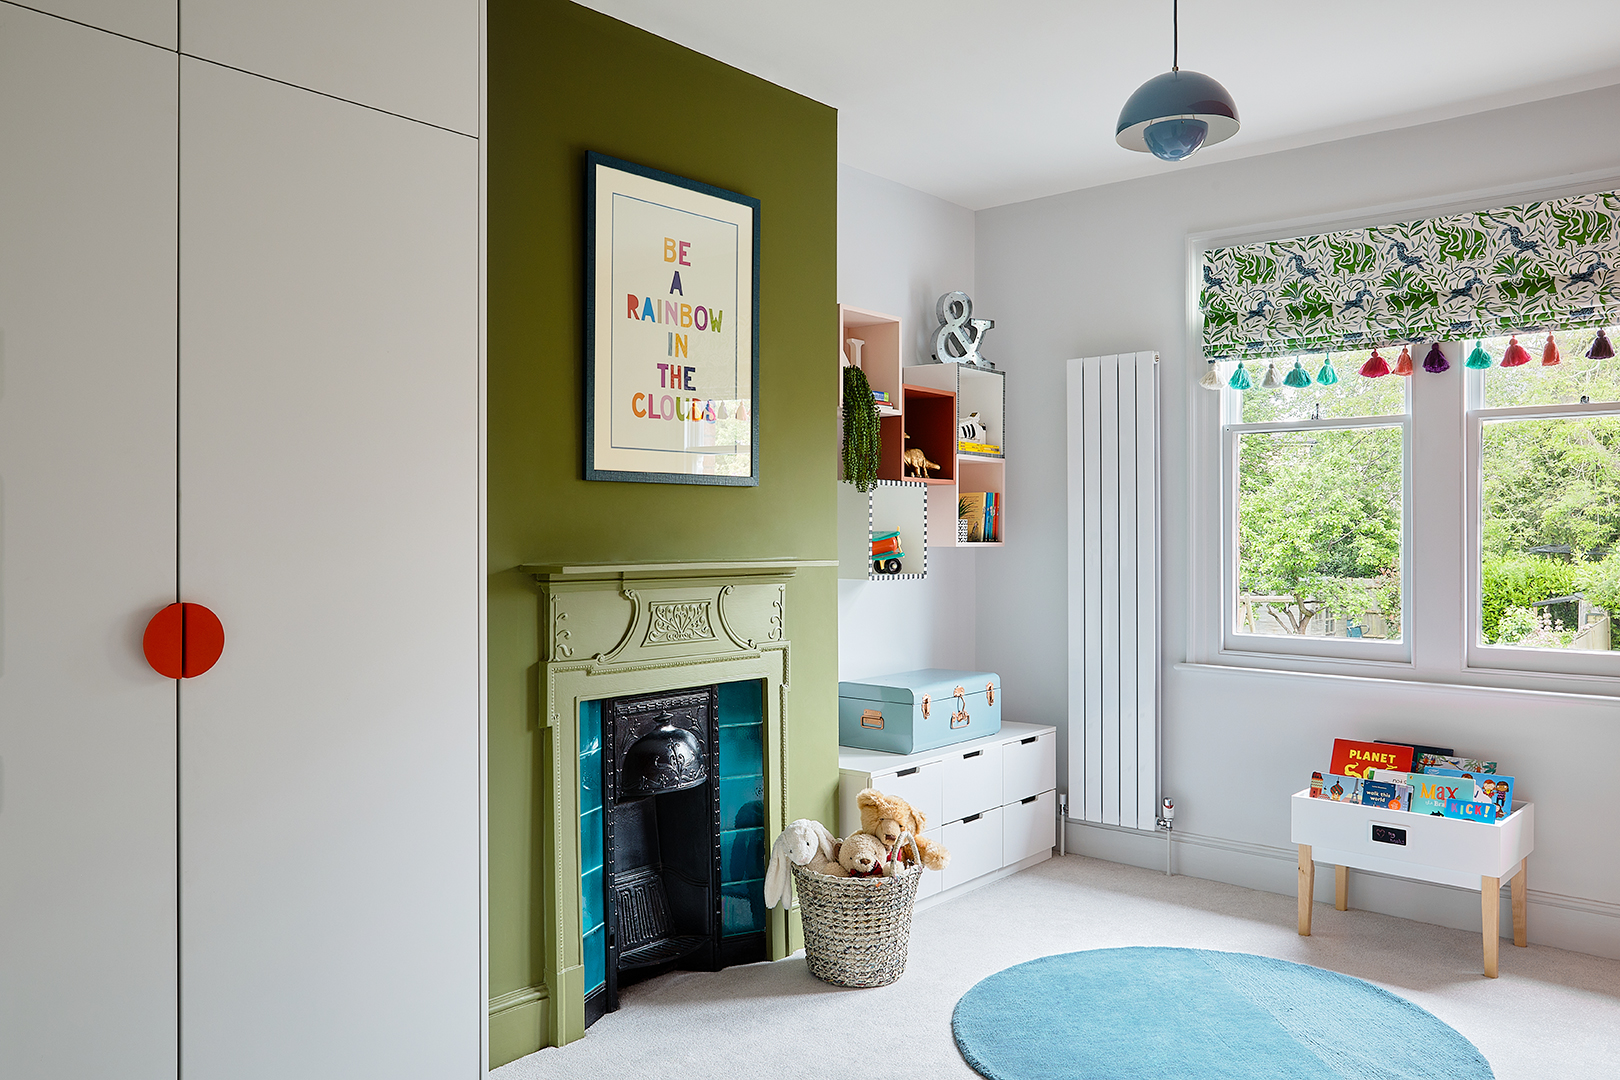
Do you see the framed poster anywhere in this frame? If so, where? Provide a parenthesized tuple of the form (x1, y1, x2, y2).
(585, 151, 760, 485)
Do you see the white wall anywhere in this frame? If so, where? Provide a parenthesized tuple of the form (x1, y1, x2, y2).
(837, 165, 982, 682)
(975, 83, 1620, 957)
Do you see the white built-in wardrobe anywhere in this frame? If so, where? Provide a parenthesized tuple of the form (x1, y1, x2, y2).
(0, 3, 483, 1077)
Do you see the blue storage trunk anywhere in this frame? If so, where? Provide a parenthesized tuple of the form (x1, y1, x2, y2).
(838, 669, 1002, 754)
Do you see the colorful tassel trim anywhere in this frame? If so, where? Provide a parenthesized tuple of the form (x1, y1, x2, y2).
(1316, 354, 1339, 385)
(1261, 362, 1283, 389)
(1393, 346, 1414, 376)
(1588, 328, 1615, 360)
(1500, 335, 1531, 367)
(1541, 334, 1561, 366)
(1199, 363, 1222, 389)
(1422, 343, 1449, 373)
(1228, 363, 1253, 390)
(1283, 359, 1312, 388)
(1360, 349, 1390, 377)
(1465, 342, 1494, 369)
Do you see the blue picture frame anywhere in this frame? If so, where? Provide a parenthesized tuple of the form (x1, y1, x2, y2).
(584, 151, 761, 486)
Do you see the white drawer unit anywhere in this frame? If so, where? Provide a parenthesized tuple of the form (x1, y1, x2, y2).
(1003, 729, 1057, 803)
(1004, 789, 1057, 864)
(943, 807, 1004, 890)
(941, 741, 1004, 823)
(838, 721, 1057, 908)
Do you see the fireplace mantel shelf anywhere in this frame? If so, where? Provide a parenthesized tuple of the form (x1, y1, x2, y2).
(520, 558, 836, 577)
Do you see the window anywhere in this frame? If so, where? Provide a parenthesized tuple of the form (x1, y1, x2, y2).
(1470, 328, 1620, 673)
(1222, 350, 1408, 659)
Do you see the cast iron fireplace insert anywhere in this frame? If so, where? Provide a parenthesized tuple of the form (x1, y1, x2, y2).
(586, 684, 763, 1026)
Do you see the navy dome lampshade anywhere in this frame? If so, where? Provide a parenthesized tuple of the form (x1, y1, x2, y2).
(1116, 70, 1240, 161)
(1116, 1, 1240, 162)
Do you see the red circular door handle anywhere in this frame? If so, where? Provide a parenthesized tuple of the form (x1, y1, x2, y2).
(143, 602, 226, 679)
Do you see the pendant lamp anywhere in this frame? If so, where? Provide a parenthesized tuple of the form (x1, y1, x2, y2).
(1116, 0, 1240, 162)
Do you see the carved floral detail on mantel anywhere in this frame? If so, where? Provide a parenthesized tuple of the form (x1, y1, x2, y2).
(642, 600, 716, 646)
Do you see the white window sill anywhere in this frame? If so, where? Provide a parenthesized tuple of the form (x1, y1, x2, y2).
(1174, 660, 1620, 705)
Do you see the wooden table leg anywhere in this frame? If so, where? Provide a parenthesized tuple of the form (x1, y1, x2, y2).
(1334, 864, 1348, 911)
(1297, 844, 1314, 936)
(1482, 874, 1500, 978)
(1512, 857, 1528, 948)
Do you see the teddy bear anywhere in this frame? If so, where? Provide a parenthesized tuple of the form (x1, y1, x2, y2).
(824, 832, 889, 878)
(856, 787, 950, 871)
(765, 818, 840, 908)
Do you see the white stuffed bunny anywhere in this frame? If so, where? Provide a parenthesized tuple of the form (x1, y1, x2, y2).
(764, 819, 838, 909)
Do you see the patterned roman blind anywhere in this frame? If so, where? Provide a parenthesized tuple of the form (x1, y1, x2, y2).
(1201, 190, 1620, 361)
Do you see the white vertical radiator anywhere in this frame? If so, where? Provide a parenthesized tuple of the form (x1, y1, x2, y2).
(1065, 353, 1160, 829)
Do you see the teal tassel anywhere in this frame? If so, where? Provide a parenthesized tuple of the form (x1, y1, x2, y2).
(1315, 354, 1338, 385)
(1228, 363, 1253, 390)
(1465, 342, 1494, 369)
(1283, 359, 1311, 388)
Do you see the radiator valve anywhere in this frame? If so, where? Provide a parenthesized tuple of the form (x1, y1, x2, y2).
(1155, 797, 1175, 833)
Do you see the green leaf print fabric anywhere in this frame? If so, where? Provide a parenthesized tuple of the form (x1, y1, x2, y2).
(1201, 191, 1620, 361)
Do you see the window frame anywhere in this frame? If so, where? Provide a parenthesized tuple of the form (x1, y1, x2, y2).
(1464, 371, 1620, 677)
(1219, 376, 1413, 663)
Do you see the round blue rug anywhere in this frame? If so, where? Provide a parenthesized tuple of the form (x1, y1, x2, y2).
(952, 947, 1493, 1079)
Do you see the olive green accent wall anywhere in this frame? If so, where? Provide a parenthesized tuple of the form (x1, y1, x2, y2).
(487, 1, 838, 1066)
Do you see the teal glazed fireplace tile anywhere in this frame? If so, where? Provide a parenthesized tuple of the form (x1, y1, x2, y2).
(718, 679, 764, 728)
(721, 879, 766, 936)
(579, 700, 606, 996)
(719, 774, 765, 833)
(720, 827, 764, 884)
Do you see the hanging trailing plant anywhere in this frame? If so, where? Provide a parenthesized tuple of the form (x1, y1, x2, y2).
(841, 364, 881, 492)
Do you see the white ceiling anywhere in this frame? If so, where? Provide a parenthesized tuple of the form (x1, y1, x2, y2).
(578, 1, 1620, 210)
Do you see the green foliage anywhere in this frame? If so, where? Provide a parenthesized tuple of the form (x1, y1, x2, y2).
(1495, 605, 1575, 649)
(1480, 415, 1620, 559)
(1479, 555, 1577, 643)
(841, 365, 880, 492)
(1236, 424, 1402, 635)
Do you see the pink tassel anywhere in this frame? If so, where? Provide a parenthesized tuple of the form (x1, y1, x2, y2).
(1542, 335, 1561, 366)
(1360, 349, 1390, 377)
(1500, 335, 1531, 367)
(1393, 346, 1414, 376)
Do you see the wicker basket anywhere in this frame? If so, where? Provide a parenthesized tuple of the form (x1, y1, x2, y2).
(790, 837, 922, 988)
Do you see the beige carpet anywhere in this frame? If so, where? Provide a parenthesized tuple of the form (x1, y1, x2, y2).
(495, 854, 1620, 1079)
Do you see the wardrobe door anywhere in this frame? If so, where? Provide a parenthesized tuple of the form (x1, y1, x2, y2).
(0, 10, 179, 1080)
(178, 58, 480, 1078)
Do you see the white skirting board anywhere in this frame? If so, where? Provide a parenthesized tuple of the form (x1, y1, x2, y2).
(1062, 818, 1620, 962)
(914, 849, 1055, 912)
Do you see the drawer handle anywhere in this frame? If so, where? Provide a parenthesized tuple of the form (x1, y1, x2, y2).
(962, 813, 982, 823)
(963, 750, 982, 759)
(897, 766, 919, 777)
(860, 709, 884, 730)
(1022, 794, 1039, 804)
(1021, 736, 1038, 745)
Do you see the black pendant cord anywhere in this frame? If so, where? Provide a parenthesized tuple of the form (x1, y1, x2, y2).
(1172, 0, 1179, 72)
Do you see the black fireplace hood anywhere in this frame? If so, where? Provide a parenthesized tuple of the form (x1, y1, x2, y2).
(619, 721, 706, 798)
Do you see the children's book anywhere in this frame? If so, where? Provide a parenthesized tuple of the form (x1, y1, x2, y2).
(959, 492, 987, 542)
(1406, 773, 1474, 816)
(1360, 780, 1403, 811)
(1308, 771, 1326, 798)
(1443, 798, 1498, 823)
(1376, 739, 1455, 759)
(1414, 753, 1497, 775)
(1329, 739, 1413, 778)
(1367, 770, 1418, 811)
(1322, 774, 1365, 804)
(1428, 769, 1515, 818)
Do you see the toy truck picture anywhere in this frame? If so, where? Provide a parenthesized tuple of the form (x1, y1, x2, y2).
(870, 531, 904, 575)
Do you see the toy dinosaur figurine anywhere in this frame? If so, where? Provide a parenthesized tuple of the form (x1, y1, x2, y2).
(901, 431, 941, 479)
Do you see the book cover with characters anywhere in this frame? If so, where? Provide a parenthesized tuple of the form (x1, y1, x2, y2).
(1329, 739, 1414, 779)
(1429, 769, 1515, 818)
(1322, 774, 1365, 804)
(1406, 773, 1474, 816)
